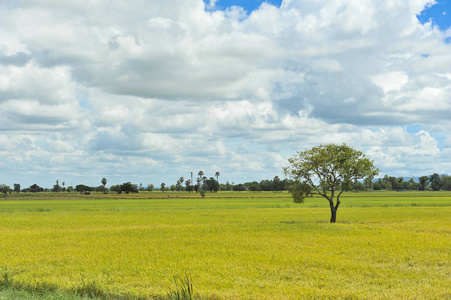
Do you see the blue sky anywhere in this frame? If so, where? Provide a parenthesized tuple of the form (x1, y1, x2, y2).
(209, 0, 451, 42)
(209, 0, 451, 32)
(0, 0, 450, 188)
(204, 0, 282, 13)
(417, 1, 451, 31)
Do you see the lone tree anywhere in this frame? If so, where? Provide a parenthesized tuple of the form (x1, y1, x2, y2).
(284, 144, 378, 223)
(14, 183, 20, 194)
(121, 182, 138, 194)
(215, 172, 220, 184)
(101, 178, 107, 194)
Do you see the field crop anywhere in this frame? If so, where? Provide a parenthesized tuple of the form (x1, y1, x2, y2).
(0, 191, 450, 299)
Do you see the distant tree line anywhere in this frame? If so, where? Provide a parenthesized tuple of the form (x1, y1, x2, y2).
(351, 173, 451, 191)
(222, 176, 289, 192)
(159, 171, 222, 193)
(2, 173, 450, 197)
(159, 173, 288, 193)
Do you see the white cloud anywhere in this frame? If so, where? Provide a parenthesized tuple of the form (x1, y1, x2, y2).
(372, 71, 409, 93)
(0, 0, 450, 187)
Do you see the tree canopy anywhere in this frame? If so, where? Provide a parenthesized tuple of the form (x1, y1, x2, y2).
(0, 184, 11, 197)
(284, 143, 378, 223)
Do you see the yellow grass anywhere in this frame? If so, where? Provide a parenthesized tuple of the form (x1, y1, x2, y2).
(0, 191, 450, 299)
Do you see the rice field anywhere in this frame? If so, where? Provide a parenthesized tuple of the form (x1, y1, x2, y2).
(0, 191, 450, 299)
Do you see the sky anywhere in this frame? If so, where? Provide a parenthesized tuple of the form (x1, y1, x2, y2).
(1, 0, 451, 188)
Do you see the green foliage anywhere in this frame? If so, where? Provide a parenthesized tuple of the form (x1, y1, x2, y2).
(175, 178, 185, 192)
(205, 178, 219, 193)
(232, 184, 245, 191)
(13, 184, 20, 194)
(443, 175, 451, 190)
(51, 184, 62, 193)
(29, 184, 44, 193)
(75, 184, 92, 194)
(287, 181, 312, 203)
(120, 182, 138, 194)
(419, 176, 429, 191)
(429, 173, 442, 191)
(244, 181, 260, 191)
(284, 144, 379, 197)
(352, 180, 365, 192)
(0, 184, 11, 198)
(218, 181, 233, 191)
(110, 184, 122, 194)
(94, 185, 108, 193)
(284, 143, 379, 222)
(101, 178, 107, 194)
(109, 182, 138, 194)
(372, 176, 420, 191)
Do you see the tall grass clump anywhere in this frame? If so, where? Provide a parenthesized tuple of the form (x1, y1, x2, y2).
(167, 273, 194, 300)
(74, 276, 107, 298)
(0, 268, 13, 290)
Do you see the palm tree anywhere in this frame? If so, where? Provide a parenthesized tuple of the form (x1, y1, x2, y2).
(160, 183, 166, 192)
(176, 179, 181, 191)
(215, 172, 220, 184)
(185, 179, 191, 193)
(196, 178, 201, 193)
(101, 178, 107, 194)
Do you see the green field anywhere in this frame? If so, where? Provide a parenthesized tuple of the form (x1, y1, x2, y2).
(1, 191, 450, 299)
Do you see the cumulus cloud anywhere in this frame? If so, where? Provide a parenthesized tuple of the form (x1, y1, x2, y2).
(0, 0, 450, 186)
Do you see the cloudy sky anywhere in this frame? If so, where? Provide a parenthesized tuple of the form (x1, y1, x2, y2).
(1, 0, 450, 188)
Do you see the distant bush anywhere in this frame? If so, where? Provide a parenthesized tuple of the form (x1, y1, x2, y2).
(110, 182, 139, 194)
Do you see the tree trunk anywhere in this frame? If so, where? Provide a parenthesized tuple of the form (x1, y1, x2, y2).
(330, 204, 337, 223)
